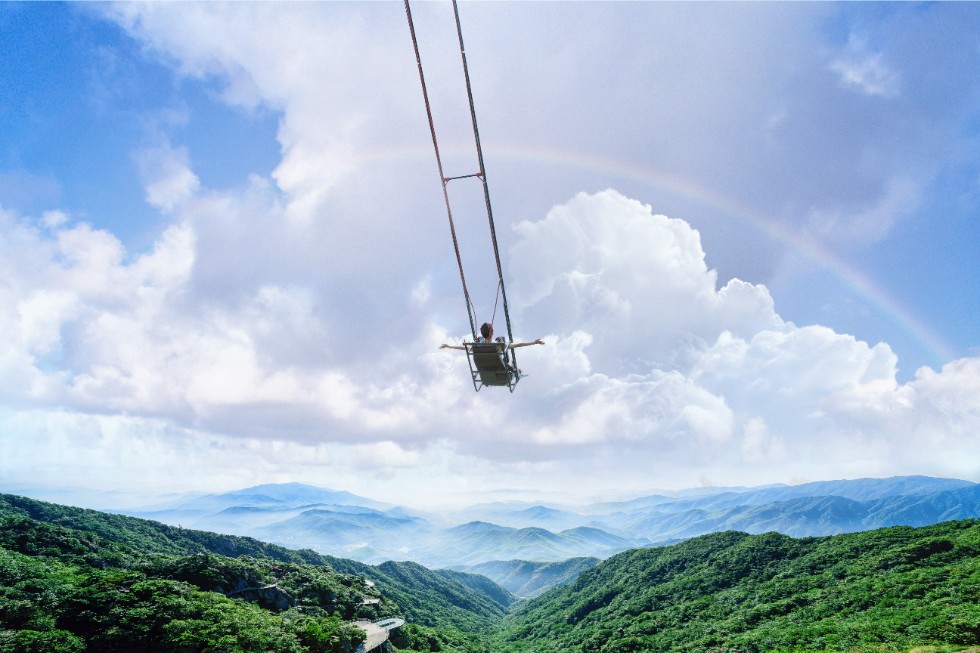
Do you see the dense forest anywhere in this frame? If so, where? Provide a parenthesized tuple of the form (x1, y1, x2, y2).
(2, 493, 980, 652)
(497, 522, 980, 653)
(0, 494, 505, 653)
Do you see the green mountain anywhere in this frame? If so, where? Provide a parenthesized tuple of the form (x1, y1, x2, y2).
(4, 491, 980, 653)
(497, 521, 980, 652)
(0, 493, 509, 653)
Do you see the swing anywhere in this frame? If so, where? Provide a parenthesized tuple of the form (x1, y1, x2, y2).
(406, 0, 524, 392)
(466, 340, 521, 393)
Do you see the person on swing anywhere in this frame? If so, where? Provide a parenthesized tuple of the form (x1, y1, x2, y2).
(439, 323, 545, 351)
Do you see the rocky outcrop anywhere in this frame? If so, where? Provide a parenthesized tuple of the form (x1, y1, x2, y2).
(224, 580, 294, 611)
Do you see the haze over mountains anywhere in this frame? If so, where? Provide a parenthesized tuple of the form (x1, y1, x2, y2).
(110, 476, 980, 575)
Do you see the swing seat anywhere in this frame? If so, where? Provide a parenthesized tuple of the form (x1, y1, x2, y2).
(465, 341, 520, 392)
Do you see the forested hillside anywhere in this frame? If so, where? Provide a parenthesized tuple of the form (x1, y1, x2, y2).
(498, 521, 980, 652)
(4, 492, 980, 653)
(0, 493, 509, 653)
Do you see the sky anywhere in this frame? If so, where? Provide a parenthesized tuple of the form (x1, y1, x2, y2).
(1, 1, 979, 510)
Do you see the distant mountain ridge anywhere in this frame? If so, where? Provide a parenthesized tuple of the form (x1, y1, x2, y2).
(113, 475, 980, 569)
(441, 522, 637, 566)
(457, 557, 601, 598)
(613, 483, 980, 541)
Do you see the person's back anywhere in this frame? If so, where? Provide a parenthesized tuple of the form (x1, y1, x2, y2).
(438, 322, 544, 391)
(470, 341, 513, 387)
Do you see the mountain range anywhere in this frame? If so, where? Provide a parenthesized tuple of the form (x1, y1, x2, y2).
(104, 476, 980, 576)
(3, 490, 979, 652)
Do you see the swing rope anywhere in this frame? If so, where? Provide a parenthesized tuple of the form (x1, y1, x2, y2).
(405, 0, 478, 341)
(449, 0, 518, 371)
(404, 0, 518, 371)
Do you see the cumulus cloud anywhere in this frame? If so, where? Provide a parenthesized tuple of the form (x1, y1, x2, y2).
(3, 182, 980, 498)
(511, 191, 784, 376)
(2, 2, 979, 502)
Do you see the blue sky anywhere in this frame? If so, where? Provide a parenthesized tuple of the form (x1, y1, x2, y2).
(1, 2, 978, 509)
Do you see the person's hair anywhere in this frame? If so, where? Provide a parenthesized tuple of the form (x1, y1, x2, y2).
(480, 323, 493, 339)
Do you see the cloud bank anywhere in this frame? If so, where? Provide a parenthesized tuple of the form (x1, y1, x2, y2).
(3, 187, 979, 502)
(1, 2, 979, 505)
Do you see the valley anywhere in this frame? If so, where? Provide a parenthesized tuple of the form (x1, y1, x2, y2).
(3, 490, 980, 652)
(2, 476, 980, 652)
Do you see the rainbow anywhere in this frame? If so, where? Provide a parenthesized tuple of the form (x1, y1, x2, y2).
(365, 141, 955, 368)
(495, 143, 956, 368)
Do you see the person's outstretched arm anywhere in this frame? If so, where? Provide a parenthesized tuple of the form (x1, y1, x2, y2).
(439, 343, 467, 351)
(507, 339, 545, 349)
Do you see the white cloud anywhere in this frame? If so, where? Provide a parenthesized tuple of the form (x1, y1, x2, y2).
(740, 417, 786, 464)
(3, 185, 980, 498)
(105, 1, 420, 225)
(137, 141, 201, 213)
(41, 210, 69, 230)
(3, 3, 980, 503)
(806, 175, 922, 246)
(511, 190, 783, 376)
(0, 176, 980, 496)
(831, 36, 902, 99)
